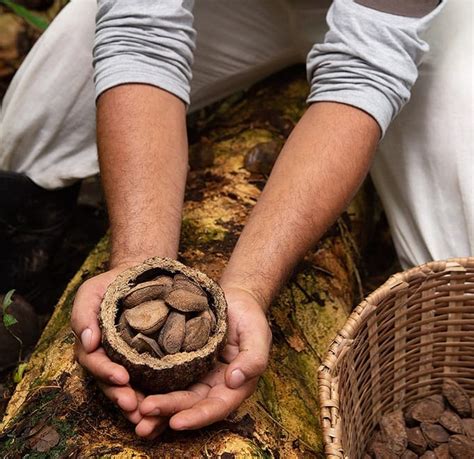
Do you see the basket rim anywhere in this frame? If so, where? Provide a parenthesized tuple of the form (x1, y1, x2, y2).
(318, 256, 474, 458)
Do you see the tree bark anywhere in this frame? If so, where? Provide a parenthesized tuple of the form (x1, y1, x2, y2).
(0, 68, 377, 458)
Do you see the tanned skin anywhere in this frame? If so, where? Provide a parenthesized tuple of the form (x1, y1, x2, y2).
(98, 84, 188, 266)
(221, 101, 379, 305)
(71, 84, 379, 438)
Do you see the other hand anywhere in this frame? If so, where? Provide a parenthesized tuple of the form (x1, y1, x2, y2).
(136, 287, 272, 436)
(71, 263, 168, 439)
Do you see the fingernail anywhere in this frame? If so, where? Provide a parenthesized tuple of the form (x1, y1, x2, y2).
(172, 421, 187, 431)
(81, 328, 92, 351)
(110, 374, 127, 385)
(230, 369, 246, 388)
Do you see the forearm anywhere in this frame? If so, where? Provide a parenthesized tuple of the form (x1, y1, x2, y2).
(97, 85, 188, 268)
(221, 102, 379, 308)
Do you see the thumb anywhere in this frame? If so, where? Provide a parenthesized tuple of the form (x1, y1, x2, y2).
(225, 315, 272, 389)
(71, 276, 107, 353)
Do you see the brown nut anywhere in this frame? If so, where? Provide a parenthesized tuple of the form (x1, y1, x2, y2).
(406, 397, 445, 424)
(199, 307, 216, 332)
(401, 450, 417, 459)
(173, 274, 205, 296)
(370, 442, 398, 459)
(462, 418, 474, 440)
(407, 427, 428, 455)
(449, 434, 474, 458)
(182, 316, 211, 352)
(420, 422, 449, 448)
(439, 410, 464, 434)
(117, 312, 134, 346)
(165, 288, 208, 312)
(434, 443, 450, 459)
(131, 333, 164, 358)
(443, 379, 472, 418)
(158, 311, 186, 354)
(152, 275, 174, 285)
(379, 409, 408, 455)
(124, 300, 169, 335)
(122, 278, 173, 309)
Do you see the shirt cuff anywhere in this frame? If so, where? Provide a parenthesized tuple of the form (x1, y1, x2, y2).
(307, 86, 393, 136)
(94, 58, 191, 104)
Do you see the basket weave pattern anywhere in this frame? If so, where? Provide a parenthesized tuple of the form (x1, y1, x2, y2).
(318, 258, 474, 458)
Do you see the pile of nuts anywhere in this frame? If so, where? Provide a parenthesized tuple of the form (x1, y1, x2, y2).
(365, 379, 474, 458)
(117, 273, 216, 357)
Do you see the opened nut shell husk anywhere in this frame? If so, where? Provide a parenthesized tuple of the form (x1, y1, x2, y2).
(99, 257, 228, 393)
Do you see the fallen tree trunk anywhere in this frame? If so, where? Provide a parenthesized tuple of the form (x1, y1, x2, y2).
(0, 68, 376, 458)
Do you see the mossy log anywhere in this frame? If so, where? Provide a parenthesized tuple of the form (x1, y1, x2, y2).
(0, 68, 377, 458)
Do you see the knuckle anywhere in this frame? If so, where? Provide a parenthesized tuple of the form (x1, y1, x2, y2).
(200, 405, 214, 420)
(169, 394, 183, 414)
(251, 356, 268, 374)
(75, 349, 85, 366)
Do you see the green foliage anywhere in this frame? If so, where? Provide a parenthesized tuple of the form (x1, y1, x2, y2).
(2, 289, 23, 347)
(3, 313, 18, 328)
(1, 0, 50, 31)
(2, 289, 18, 329)
(13, 362, 28, 383)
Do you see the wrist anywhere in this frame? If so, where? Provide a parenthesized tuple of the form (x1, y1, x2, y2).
(219, 278, 269, 312)
(108, 257, 146, 271)
(109, 246, 178, 270)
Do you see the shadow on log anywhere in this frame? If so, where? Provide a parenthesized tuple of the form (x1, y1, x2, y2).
(0, 67, 376, 458)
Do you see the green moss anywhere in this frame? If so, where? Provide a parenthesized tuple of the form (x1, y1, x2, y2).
(0, 390, 76, 458)
(181, 217, 228, 245)
(34, 290, 76, 354)
(257, 373, 280, 421)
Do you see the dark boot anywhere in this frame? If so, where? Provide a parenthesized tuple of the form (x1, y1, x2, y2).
(0, 171, 80, 296)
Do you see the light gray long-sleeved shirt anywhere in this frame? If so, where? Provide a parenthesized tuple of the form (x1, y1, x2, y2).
(93, 0, 444, 136)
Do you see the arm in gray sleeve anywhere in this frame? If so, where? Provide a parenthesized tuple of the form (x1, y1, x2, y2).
(93, 0, 196, 104)
(306, 0, 445, 136)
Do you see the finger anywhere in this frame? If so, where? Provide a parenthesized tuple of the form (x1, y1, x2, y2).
(225, 318, 272, 389)
(139, 383, 210, 417)
(75, 344, 129, 385)
(135, 416, 168, 439)
(122, 391, 146, 424)
(97, 382, 138, 412)
(122, 408, 143, 424)
(170, 379, 257, 430)
(71, 278, 106, 353)
(220, 343, 239, 364)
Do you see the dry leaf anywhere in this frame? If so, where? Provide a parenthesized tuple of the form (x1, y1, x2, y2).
(28, 425, 60, 452)
(287, 334, 306, 352)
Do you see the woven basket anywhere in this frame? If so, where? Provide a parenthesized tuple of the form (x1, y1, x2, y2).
(319, 257, 474, 458)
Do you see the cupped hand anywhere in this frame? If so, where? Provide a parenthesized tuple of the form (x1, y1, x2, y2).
(136, 287, 272, 436)
(71, 263, 168, 438)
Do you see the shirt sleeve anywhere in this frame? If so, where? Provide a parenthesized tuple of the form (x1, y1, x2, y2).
(93, 0, 196, 104)
(306, 0, 445, 137)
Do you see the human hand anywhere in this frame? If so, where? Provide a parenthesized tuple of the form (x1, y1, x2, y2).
(136, 287, 272, 436)
(71, 263, 168, 438)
